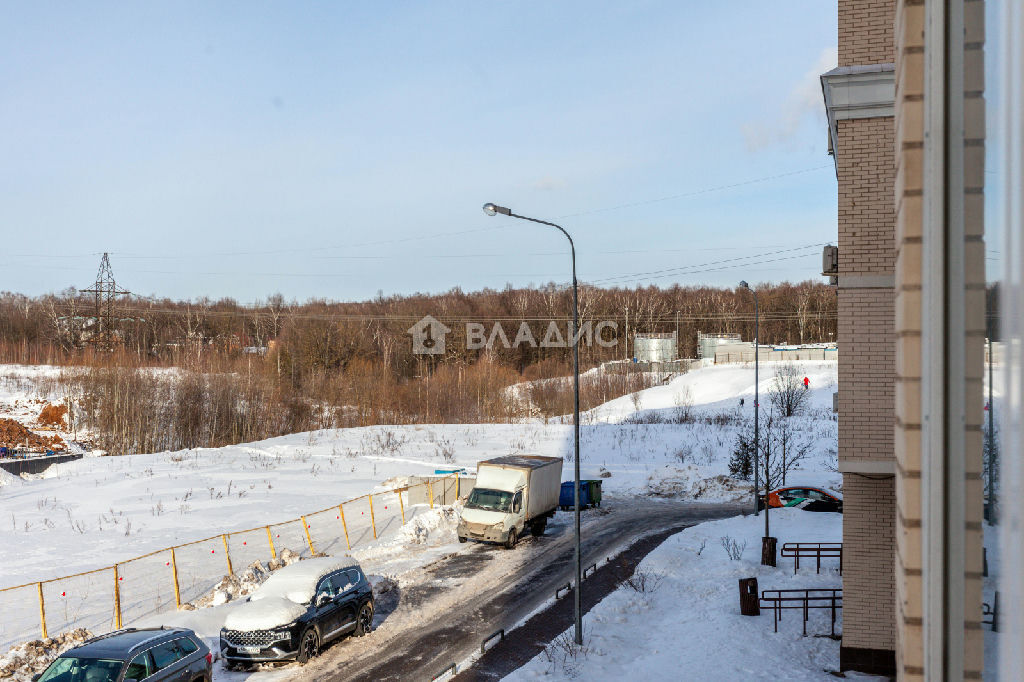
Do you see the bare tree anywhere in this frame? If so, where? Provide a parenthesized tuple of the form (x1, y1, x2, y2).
(769, 362, 810, 417)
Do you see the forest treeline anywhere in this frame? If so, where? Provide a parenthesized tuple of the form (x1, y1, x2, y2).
(0, 281, 837, 453)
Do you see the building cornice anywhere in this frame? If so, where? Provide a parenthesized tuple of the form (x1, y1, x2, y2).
(821, 64, 896, 173)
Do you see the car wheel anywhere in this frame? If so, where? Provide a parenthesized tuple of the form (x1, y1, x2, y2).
(354, 600, 374, 637)
(458, 535, 467, 543)
(296, 627, 320, 664)
(504, 528, 518, 549)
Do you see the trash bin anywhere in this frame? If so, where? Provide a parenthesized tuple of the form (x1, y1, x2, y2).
(583, 479, 603, 507)
(559, 481, 591, 511)
(739, 577, 760, 616)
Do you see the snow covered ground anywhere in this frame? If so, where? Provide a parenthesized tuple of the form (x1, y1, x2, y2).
(505, 509, 881, 681)
(0, 360, 841, 679)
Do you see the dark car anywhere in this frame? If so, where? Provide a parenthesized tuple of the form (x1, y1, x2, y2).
(33, 627, 211, 682)
(220, 557, 373, 667)
(761, 486, 844, 513)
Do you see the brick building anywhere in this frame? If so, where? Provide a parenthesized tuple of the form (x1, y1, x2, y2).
(821, 1, 985, 677)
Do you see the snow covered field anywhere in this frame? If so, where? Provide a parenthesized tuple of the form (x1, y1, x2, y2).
(0, 360, 841, 679)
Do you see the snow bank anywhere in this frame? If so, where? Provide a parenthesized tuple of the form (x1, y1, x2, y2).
(0, 629, 92, 682)
(395, 505, 461, 545)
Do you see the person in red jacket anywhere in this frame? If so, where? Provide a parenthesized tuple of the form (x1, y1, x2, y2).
(803, 376, 810, 390)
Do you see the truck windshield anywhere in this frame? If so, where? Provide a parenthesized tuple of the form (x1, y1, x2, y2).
(466, 488, 513, 512)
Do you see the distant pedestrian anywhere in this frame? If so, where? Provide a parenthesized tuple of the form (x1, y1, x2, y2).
(739, 398, 745, 407)
(803, 376, 810, 390)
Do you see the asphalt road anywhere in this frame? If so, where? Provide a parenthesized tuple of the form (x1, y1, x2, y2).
(300, 498, 744, 682)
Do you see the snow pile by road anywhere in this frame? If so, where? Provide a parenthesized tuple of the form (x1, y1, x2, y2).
(396, 504, 462, 545)
(0, 629, 93, 682)
(507, 509, 883, 681)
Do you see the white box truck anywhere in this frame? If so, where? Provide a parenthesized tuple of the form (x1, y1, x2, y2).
(458, 455, 563, 549)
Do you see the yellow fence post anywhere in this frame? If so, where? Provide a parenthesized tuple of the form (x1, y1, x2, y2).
(170, 548, 181, 608)
(369, 494, 377, 539)
(428, 480, 434, 509)
(338, 504, 351, 550)
(37, 582, 47, 639)
(221, 534, 233, 575)
(266, 526, 277, 559)
(113, 565, 122, 629)
(301, 516, 316, 555)
(398, 489, 406, 525)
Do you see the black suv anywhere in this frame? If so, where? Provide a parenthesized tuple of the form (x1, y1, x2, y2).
(220, 557, 374, 666)
(33, 627, 211, 682)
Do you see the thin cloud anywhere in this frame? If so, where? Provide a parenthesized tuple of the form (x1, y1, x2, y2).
(532, 176, 568, 191)
(743, 47, 838, 152)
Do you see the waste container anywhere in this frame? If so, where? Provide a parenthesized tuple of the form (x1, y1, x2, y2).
(559, 481, 591, 511)
(739, 577, 760, 616)
(583, 479, 603, 507)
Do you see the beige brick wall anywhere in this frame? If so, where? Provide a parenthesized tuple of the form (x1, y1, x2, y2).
(842, 475, 897, 650)
(837, 118, 897, 276)
(838, 288, 895, 461)
(839, 0, 896, 66)
(837, 0, 898, 668)
(894, 0, 986, 678)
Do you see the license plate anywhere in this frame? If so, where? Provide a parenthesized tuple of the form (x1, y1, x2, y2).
(239, 646, 262, 655)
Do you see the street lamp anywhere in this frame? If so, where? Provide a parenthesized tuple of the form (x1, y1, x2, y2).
(483, 202, 584, 645)
(740, 281, 773, 565)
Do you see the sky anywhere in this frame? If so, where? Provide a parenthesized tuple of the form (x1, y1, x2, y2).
(2, 1, 843, 303)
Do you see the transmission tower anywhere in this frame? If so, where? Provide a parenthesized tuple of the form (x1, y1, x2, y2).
(81, 253, 131, 349)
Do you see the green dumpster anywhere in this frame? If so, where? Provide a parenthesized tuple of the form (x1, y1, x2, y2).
(583, 479, 603, 507)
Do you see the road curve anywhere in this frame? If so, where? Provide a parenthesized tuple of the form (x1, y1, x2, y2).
(301, 498, 744, 682)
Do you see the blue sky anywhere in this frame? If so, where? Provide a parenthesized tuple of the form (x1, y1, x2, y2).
(2, 1, 841, 302)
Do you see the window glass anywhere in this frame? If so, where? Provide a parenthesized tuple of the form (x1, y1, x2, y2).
(316, 576, 335, 601)
(150, 641, 181, 670)
(124, 652, 153, 680)
(513, 491, 523, 513)
(38, 658, 122, 682)
(331, 571, 355, 594)
(177, 637, 199, 655)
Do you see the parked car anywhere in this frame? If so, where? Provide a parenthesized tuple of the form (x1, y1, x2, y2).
(762, 486, 843, 513)
(220, 557, 373, 667)
(33, 627, 211, 682)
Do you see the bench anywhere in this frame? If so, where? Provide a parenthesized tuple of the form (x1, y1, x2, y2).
(760, 588, 842, 637)
(781, 542, 842, 575)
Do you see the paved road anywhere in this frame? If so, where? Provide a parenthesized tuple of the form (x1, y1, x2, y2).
(301, 498, 744, 682)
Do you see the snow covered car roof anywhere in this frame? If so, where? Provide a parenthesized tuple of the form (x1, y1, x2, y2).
(249, 556, 360, 605)
(223, 596, 307, 632)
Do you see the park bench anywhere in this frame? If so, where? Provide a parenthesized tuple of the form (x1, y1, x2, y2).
(781, 542, 842, 575)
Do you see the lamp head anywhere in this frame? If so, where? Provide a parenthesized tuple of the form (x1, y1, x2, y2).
(482, 203, 511, 217)
(739, 280, 749, 289)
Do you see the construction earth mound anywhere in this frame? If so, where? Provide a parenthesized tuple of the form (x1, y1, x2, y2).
(0, 418, 66, 452)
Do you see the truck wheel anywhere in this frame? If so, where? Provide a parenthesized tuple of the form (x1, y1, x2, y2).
(531, 519, 547, 537)
(458, 535, 467, 543)
(504, 528, 518, 549)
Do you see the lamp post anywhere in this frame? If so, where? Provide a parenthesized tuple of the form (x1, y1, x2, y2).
(484, 202, 583, 645)
(740, 281, 772, 564)
(739, 281, 760, 517)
